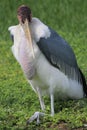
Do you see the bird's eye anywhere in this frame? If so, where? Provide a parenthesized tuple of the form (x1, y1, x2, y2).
(10, 34, 14, 42)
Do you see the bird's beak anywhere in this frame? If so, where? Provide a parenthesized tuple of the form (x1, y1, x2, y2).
(21, 19, 35, 58)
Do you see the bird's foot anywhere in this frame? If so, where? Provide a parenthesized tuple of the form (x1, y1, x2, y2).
(27, 111, 45, 125)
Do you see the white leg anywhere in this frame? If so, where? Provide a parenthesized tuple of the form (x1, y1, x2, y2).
(27, 112, 44, 124)
(50, 93, 54, 116)
(36, 87, 45, 111)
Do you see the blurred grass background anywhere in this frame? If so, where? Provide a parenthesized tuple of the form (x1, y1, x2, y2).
(0, 0, 87, 129)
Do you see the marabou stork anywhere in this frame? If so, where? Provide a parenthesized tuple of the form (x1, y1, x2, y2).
(8, 5, 87, 124)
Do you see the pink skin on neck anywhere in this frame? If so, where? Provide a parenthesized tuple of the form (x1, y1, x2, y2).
(17, 15, 22, 24)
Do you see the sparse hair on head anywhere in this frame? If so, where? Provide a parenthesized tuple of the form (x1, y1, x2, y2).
(17, 5, 32, 23)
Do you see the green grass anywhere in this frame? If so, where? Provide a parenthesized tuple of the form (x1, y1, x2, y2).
(0, 0, 87, 129)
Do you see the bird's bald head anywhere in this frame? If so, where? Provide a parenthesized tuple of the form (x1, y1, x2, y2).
(17, 5, 32, 23)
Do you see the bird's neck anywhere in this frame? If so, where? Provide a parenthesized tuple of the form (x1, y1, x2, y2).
(30, 17, 51, 42)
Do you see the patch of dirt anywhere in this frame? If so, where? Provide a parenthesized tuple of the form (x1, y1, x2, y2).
(49, 122, 87, 130)
(57, 122, 69, 130)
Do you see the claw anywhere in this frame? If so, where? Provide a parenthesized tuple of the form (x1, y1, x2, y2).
(27, 111, 45, 125)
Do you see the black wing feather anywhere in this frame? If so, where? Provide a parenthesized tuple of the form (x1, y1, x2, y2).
(37, 27, 87, 96)
(37, 28, 80, 79)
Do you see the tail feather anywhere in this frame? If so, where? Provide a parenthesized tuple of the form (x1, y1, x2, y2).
(79, 68, 87, 97)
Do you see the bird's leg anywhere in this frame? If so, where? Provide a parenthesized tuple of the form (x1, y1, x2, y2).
(27, 112, 45, 125)
(36, 87, 45, 111)
(50, 93, 54, 116)
(27, 87, 45, 125)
